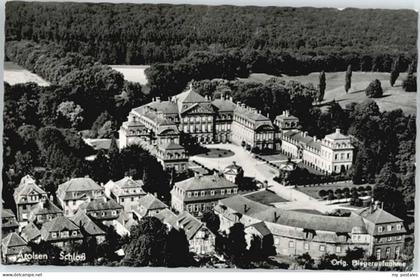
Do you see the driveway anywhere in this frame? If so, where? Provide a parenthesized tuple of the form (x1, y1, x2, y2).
(190, 143, 335, 213)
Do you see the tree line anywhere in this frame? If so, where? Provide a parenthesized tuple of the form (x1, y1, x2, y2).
(6, 2, 417, 68)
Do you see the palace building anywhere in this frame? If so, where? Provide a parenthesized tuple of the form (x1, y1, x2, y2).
(118, 84, 275, 171)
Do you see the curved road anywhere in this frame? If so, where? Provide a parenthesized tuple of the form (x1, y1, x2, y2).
(191, 143, 336, 213)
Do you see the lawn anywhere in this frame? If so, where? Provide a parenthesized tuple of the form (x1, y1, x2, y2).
(4, 62, 50, 86)
(196, 148, 235, 158)
(240, 71, 416, 114)
(244, 189, 289, 205)
(109, 65, 150, 84)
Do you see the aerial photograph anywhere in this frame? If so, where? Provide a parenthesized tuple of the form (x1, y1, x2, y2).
(1, 0, 417, 271)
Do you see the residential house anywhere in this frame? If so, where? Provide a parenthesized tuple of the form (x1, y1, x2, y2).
(13, 175, 48, 222)
(56, 177, 105, 217)
(1, 232, 31, 263)
(20, 222, 41, 243)
(79, 196, 123, 226)
(357, 204, 406, 260)
(1, 209, 19, 237)
(28, 199, 63, 225)
(132, 193, 168, 220)
(40, 215, 83, 247)
(105, 176, 147, 211)
(71, 210, 106, 244)
(171, 172, 238, 217)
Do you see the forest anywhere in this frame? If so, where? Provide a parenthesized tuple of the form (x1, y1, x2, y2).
(6, 2, 417, 70)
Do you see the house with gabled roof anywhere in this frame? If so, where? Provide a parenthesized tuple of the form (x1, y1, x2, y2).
(1, 232, 31, 263)
(13, 175, 48, 222)
(40, 215, 83, 247)
(105, 176, 147, 212)
(56, 177, 105, 217)
(28, 199, 63, 225)
(71, 210, 106, 244)
(176, 211, 216, 255)
(357, 204, 406, 260)
(132, 193, 168, 220)
(1, 209, 19, 236)
(79, 196, 123, 225)
(223, 161, 244, 184)
(20, 222, 41, 243)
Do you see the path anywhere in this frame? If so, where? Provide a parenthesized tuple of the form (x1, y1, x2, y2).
(190, 143, 335, 213)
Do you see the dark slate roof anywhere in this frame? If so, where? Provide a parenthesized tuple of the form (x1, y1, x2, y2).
(176, 211, 204, 240)
(1, 209, 16, 219)
(282, 130, 314, 145)
(325, 129, 350, 140)
(358, 207, 404, 224)
(21, 222, 41, 242)
(212, 99, 236, 112)
(137, 194, 168, 211)
(114, 177, 145, 190)
(30, 200, 63, 217)
(82, 197, 123, 212)
(175, 174, 238, 191)
(41, 215, 79, 233)
(1, 233, 30, 256)
(57, 177, 103, 200)
(247, 222, 271, 237)
(176, 87, 207, 104)
(71, 210, 106, 236)
(154, 208, 178, 227)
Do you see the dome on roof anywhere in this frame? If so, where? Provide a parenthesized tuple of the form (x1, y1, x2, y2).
(223, 161, 242, 175)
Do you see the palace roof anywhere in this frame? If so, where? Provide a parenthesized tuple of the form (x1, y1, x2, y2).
(358, 207, 403, 224)
(57, 177, 103, 200)
(325, 129, 350, 140)
(212, 98, 236, 112)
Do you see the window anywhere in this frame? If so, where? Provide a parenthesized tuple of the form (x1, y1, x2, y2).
(395, 246, 401, 258)
(376, 249, 381, 260)
(61, 231, 69, 238)
(210, 190, 215, 196)
(304, 242, 309, 250)
(188, 192, 192, 198)
(233, 188, 238, 194)
(387, 225, 392, 231)
(51, 232, 57, 238)
(121, 198, 124, 202)
(336, 246, 341, 253)
(201, 191, 205, 197)
(221, 189, 225, 195)
(194, 192, 199, 197)
(385, 248, 391, 258)
(378, 226, 384, 233)
(397, 235, 402, 241)
(227, 189, 232, 195)
(396, 224, 401, 231)
(72, 231, 78, 237)
(319, 245, 326, 252)
(112, 210, 117, 216)
(387, 236, 392, 242)
(131, 197, 134, 201)
(288, 241, 294, 248)
(274, 238, 280, 245)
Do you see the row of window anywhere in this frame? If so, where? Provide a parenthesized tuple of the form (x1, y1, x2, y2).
(183, 116, 213, 123)
(51, 230, 78, 239)
(378, 224, 402, 233)
(376, 246, 401, 260)
(183, 124, 213, 133)
(277, 239, 343, 253)
(90, 210, 118, 217)
(182, 188, 238, 198)
(187, 202, 216, 212)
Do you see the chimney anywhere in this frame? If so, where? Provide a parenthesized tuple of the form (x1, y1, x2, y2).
(244, 204, 248, 213)
(267, 113, 270, 118)
(274, 211, 279, 221)
(232, 161, 237, 166)
(285, 110, 290, 117)
(156, 97, 161, 102)
(237, 101, 241, 107)
(336, 128, 341, 134)
(230, 96, 233, 101)
(313, 136, 317, 142)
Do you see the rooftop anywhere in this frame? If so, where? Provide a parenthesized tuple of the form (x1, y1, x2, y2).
(21, 222, 41, 242)
(57, 177, 103, 200)
(176, 211, 205, 240)
(71, 210, 106, 236)
(175, 173, 238, 191)
(137, 194, 168, 211)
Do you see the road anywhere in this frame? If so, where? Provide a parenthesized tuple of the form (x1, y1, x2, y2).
(190, 143, 336, 213)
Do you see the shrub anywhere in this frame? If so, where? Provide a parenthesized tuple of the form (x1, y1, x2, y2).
(365, 79, 383, 98)
(318, 190, 327, 198)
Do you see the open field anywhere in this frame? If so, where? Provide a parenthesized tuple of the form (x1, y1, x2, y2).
(3, 62, 50, 86)
(109, 65, 150, 84)
(241, 71, 416, 114)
